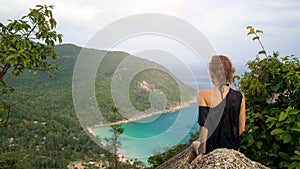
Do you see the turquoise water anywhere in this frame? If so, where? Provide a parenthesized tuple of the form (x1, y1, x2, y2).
(94, 103, 199, 165)
(94, 75, 213, 165)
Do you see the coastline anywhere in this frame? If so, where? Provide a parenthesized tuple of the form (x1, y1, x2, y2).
(87, 96, 198, 137)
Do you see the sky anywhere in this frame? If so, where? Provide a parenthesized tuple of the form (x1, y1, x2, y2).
(1, 0, 300, 66)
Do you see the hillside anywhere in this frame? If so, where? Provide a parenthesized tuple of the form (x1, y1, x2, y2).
(0, 43, 196, 168)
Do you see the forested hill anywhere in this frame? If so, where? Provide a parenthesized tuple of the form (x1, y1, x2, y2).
(0, 43, 196, 168)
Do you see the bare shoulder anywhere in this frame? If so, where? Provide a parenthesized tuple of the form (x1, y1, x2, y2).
(198, 88, 211, 106)
(198, 88, 211, 96)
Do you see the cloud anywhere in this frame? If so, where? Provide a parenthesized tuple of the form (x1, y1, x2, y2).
(0, 0, 299, 61)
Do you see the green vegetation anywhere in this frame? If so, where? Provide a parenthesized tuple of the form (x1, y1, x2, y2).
(0, 5, 62, 127)
(147, 143, 187, 168)
(103, 107, 125, 169)
(94, 50, 196, 124)
(146, 27, 300, 169)
(0, 44, 102, 168)
(239, 26, 300, 168)
(147, 129, 199, 168)
(129, 69, 181, 111)
(0, 42, 196, 168)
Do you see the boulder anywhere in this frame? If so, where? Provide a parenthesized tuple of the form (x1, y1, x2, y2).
(156, 148, 269, 169)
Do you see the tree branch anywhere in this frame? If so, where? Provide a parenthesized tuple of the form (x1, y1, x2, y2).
(0, 63, 11, 80)
(26, 22, 38, 39)
(0, 96, 30, 128)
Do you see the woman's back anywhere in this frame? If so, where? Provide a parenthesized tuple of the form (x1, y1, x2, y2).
(198, 86, 230, 108)
(198, 87, 243, 153)
(185, 55, 246, 165)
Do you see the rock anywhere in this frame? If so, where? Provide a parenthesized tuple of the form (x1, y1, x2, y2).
(156, 148, 269, 169)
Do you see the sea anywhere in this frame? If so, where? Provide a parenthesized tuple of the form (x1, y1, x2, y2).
(93, 63, 246, 165)
(94, 74, 211, 165)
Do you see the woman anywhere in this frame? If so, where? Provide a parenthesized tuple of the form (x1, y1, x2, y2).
(187, 55, 246, 164)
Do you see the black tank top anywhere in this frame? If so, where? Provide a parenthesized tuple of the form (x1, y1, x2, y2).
(198, 88, 243, 153)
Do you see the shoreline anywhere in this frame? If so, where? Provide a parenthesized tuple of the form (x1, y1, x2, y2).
(87, 97, 198, 137)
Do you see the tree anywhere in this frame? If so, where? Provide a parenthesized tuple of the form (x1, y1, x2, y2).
(239, 26, 300, 168)
(0, 5, 62, 127)
(102, 107, 124, 169)
(0, 158, 19, 169)
(109, 107, 124, 169)
(110, 123, 124, 169)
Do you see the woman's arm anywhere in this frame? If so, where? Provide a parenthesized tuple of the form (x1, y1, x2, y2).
(199, 126, 208, 154)
(198, 90, 208, 154)
(239, 93, 246, 135)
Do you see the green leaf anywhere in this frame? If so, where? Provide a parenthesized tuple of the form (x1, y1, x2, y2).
(49, 74, 54, 79)
(288, 115, 296, 123)
(288, 161, 300, 168)
(246, 25, 253, 29)
(5, 54, 16, 62)
(0, 104, 5, 112)
(247, 28, 255, 35)
(49, 18, 56, 29)
(283, 134, 292, 143)
(233, 75, 240, 80)
(252, 36, 259, 41)
(266, 117, 277, 123)
(256, 141, 263, 149)
(8, 47, 17, 52)
(279, 112, 287, 121)
(290, 127, 300, 132)
(55, 66, 61, 72)
(289, 109, 300, 115)
(258, 50, 266, 55)
(10, 88, 15, 94)
(279, 161, 289, 168)
(290, 155, 300, 161)
(270, 84, 280, 92)
(36, 4, 43, 8)
(256, 30, 263, 33)
(278, 152, 289, 160)
(271, 129, 284, 135)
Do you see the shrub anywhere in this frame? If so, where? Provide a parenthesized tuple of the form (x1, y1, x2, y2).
(239, 26, 300, 168)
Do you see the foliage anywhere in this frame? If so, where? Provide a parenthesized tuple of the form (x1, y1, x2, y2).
(0, 4, 62, 80)
(239, 26, 300, 168)
(105, 107, 125, 169)
(1, 43, 188, 168)
(0, 44, 103, 168)
(129, 68, 183, 111)
(147, 144, 187, 168)
(0, 158, 19, 169)
(146, 130, 198, 168)
(94, 51, 196, 124)
(0, 5, 62, 127)
(110, 124, 124, 169)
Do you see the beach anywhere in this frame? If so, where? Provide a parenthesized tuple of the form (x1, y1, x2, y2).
(86, 96, 197, 137)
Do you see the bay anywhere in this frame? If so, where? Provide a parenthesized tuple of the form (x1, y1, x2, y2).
(94, 103, 199, 165)
(94, 75, 212, 165)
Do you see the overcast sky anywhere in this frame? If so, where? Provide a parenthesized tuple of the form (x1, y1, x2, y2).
(1, 0, 300, 66)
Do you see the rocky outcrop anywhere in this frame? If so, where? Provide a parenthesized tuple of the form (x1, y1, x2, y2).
(156, 148, 269, 169)
(155, 145, 190, 169)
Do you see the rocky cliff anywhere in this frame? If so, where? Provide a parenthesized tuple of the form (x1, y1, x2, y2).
(156, 148, 269, 169)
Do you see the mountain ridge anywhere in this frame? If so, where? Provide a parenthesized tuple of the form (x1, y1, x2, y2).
(0, 43, 196, 168)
